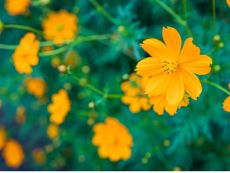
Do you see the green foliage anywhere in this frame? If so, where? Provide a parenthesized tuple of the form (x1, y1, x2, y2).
(0, 0, 230, 171)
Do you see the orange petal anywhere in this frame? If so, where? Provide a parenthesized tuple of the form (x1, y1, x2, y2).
(162, 27, 182, 61)
(136, 57, 163, 77)
(150, 95, 165, 115)
(141, 39, 170, 60)
(179, 69, 202, 100)
(180, 54, 212, 75)
(166, 72, 184, 105)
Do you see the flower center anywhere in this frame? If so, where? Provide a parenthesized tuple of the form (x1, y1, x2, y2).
(162, 60, 178, 74)
(56, 24, 64, 32)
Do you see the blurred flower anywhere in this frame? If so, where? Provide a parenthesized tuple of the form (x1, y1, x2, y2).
(16, 106, 26, 124)
(5, 0, 31, 16)
(13, 33, 40, 74)
(51, 57, 61, 67)
(227, 0, 230, 7)
(92, 117, 133, 162)
(32, 148, 46, 165)
(223, 96, 230, 112)
(0, 126, 7, 150)
(42, 10, 78, 44)
(42, 45, 53, 52)
(47, 124, 59, 140)
(48, 89, 71, 125)
(64, 51, 81, 68)
(136, 27, 212, 115)
(121, 73, 151, 113)
(25, 78, 46, 98)
(2, 139, 24, 168)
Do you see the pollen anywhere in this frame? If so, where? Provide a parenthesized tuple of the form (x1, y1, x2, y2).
(162, 60, 178, 74)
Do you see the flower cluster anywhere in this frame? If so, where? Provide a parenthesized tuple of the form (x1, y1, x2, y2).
(121, 73, 151, 113)
(13, 33, 40, 74)
(136, 27, 212, 115)
(92, 117, 133, 162)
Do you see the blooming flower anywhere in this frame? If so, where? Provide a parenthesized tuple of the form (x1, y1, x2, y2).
(0, 126, 7, 150)
(92, 117, 133, 162)
(121, 73, 151, 113)
(5, 0, 31, 16)
(42, 10, 78, 44)
(223, 96, 230, 112)
(47, 124, 59, 140)
(2, 139, 24, 168)
(13, 33, 40, 74)
(25, 78, 46, 98)
(48, 89, 71, 125)
(136, 27, 212, 115)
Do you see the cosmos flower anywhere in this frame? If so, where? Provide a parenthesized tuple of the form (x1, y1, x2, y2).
(25, 78, 46, 98)
(136, 27, 212, 114)
(42, 10, 78, 44)
(5, 0, 31, 16)
(13, 33, 40, 74)
(92, 117, 133, 162)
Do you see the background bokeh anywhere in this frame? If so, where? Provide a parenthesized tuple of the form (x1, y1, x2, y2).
(0, 0, 230, 171)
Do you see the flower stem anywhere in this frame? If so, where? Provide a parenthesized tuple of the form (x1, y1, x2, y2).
(212, 0, 216, 32)
(203, 80, 230, 95)
(152, 0, 193, 36)
(0, 44, 17, 50)
(182, 0, 187, 20)
(67, 68, 122, 99)
(39, 46, 68, 56)
(89, 0, 118, 24)
(3, 24, 43, 35)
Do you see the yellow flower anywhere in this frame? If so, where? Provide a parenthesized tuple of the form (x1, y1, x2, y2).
(2, 139, 24, 168)
(0, 126, 7, 150)
(47, 124, 59, 140)
(223, 96, 230, 112)
(227, 0, 230, 7)
(92, 117, 133, 162)
(16, 106, 26, 124)
(42, 10, 78, 44)
(121, 73, 151, 113)
(32, 148, 46, 165)
(48, 89, 71, 125)
(13, 33, 40, 74)
(5, 0, 31, 16)
(25, 78, 46, 98)
(136, 27, 212, 115)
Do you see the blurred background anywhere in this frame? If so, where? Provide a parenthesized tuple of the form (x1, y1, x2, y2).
(0, 0, 230, 171)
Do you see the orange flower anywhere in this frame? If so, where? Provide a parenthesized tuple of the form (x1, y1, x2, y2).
(32, 148, 46, 165)
(136, 27, 212, 115)
(92, 117, 133, 162)
(223, 96, 230, 112)
(47, 124, 59, 140)
(42, 10, 78, 44)
(13, 33, 40, 74)
(0, 126, 7, 150)
(121, 73, 151, 113)
(227, 0, 230, 7)
(48, 89, 71, 125)
(2, 139, 24, 168)
(25, 78, 46, 98)
(5, 0, 31, 16)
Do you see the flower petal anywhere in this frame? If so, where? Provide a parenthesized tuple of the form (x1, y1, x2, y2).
(179, 68, 202, 100)
(162, 27, 182, 61)
(166, 72, 184, 105)
(141, 39, 170, 60)
(136, 57, 163, 77)
(223, 96, 230, 112)
(180, 55, 212, 75)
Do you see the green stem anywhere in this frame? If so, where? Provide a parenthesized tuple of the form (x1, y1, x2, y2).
(182, 0, 187, 20)
(67, 69, 122, 99)
(89, 0, 118, 24)
(203, 80, 230, 95)
(3, 24, 43, 35)
(76, 34, 111, 43)
(152, 0, 193, 36)
(212, 0, 216, 32)
(0, 44, 17, 50)
(39, 46, 68, 56)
